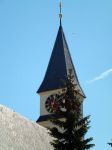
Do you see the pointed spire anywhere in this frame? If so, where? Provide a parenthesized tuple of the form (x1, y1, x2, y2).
(37, 3, 86, 98)
(37, 22, 86, 98)
(59, 2, 62, 26)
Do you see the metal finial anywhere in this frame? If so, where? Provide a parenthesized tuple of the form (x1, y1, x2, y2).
(59, 2, 62, 25)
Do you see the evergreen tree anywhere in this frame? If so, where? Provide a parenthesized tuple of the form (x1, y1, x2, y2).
(108, 140, 112, 148)
(49, 72, 95, 150)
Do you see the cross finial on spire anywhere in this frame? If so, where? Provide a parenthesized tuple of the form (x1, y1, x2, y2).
(59, 2, 62, 26)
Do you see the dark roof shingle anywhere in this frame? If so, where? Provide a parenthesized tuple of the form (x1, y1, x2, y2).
(37, 25, 85, 98)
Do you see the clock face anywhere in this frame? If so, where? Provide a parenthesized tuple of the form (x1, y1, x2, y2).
(45, 94, 60, 113)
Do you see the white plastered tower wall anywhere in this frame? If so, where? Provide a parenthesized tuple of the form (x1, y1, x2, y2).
(39, 89, 84, 116)
(39, 89, 62, 116)
(38, 89, 62, 127)
(38, 88, 84, 128)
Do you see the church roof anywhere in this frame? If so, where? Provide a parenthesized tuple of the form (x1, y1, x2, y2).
(0, 104, 53, 150)
(37, 24, 85, 98)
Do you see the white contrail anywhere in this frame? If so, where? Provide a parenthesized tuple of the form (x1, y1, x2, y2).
(87, 68, 112, 84)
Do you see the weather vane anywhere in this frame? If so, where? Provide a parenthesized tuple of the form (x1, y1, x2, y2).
(59, 1, 62, 25)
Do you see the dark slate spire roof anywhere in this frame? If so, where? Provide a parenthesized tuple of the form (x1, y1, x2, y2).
(37, 24, 85, 98)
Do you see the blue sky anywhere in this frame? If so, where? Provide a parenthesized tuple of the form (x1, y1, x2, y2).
(0, 0, 112, 149)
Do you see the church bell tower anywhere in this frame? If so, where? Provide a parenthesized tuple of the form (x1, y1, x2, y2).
(36, 3, 86, 128)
